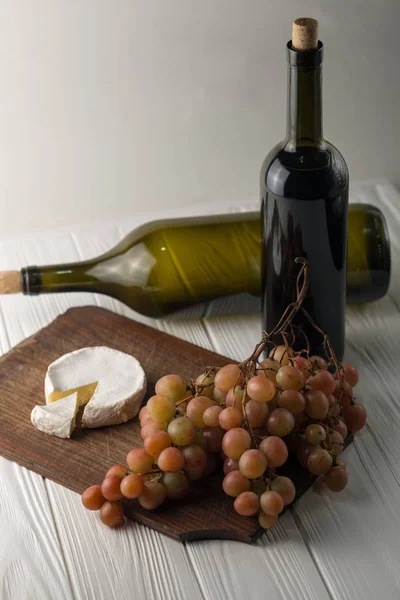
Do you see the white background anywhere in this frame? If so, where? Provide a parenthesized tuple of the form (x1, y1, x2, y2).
(0, 0, 398, 236)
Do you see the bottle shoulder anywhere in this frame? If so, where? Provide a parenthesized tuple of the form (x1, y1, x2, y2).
(260, 140, 349, 200)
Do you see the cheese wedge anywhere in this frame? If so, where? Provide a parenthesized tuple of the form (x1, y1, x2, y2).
(48, 382, 98, 406)
(31, 392, 79, 438)
(45, 346, 147, 429)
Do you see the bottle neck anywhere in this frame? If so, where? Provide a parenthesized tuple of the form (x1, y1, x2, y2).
(285, 40, 324, 147)
(22, 262, 96, 295)
(286, 65, 323, 145)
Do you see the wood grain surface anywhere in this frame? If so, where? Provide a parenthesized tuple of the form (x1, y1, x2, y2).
(0, 183, 399, 599)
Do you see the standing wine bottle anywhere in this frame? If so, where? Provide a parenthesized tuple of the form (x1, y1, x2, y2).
(261, 18, 348, 359)
(0, 203, 390, 317)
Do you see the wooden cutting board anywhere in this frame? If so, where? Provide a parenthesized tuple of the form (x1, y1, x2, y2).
(0, 306, 351, 544)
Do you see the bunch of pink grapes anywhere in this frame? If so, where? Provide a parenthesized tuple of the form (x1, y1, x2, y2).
(82, 344, 366, 529)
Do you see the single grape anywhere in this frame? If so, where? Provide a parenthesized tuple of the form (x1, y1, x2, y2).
(155, 374, 187, 403)
(219, 407, 243, 430)
(82, 485, 106, 510)
(100, 501, 124, 527)
(307, 448, 333, 475)
(267, 408, 295, 437)
(278, 389, 306, 415)
(324, 466, 348, 492)
(144, 430, 172, 459)
(226, 386, 246, 409)
(157, 447, 185, 472)
(126, 448, 154, 474)
(343, 403, 367, 433)
(296, 439, 315, 468)
(307, 370, 336, 395)
(305, 389, 329, 419)
(259, 358, 280, 384)
(167, 417, 196, 446)
(140, 419, 169, 440)
(245, 399, 269, 427)
(138, 481, 166, 509)
(213, 387, 227, 405)
(186, 396, 214, 428)
(139, 406, 151, 424)
(105, 464, 128, 479)
(258, 511, 279, 529)
(259, 436, 288, 467)
(182, 444, 207, 480)
(309, 355, 328, 370)
(193, 430, 207, 451)
(195, 372, 215, 399)
(332, 419, 348, 440)
(162, 472, 190, 499)
(146, 395, 176, 422)
(269, 345, 293, 366)
(202, 426, 225, 453)
(214, 364, 243, 393)
(305, 423, 327, 445)
(260, 491, 284, 515)
(270, 476, 296, 505)
(234, 491, 260, 516)
(342, 363, 359, 388)
(223, 457, 239, 475)
(276, 365, 305, 391)
(203, 405, 223, 427)
(329, 430, 344, 456)
(292, 355, 312, 378)
(247, 376, 276, 403)
(333, 380, 353, 408)
(222, 470, 251, 497)
(239, 449, 267, 479)
(182, 444, 207, 470)
(101, 475, 124, 501)
(120, 474, 144, 499)
(222, 428, 251, 460)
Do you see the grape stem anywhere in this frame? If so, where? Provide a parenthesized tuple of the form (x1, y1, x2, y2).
(239, 258, 342, 379)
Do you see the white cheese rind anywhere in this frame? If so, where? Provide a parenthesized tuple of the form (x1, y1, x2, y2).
(45, 346, 147, 429)
(31, 392, 78, 438)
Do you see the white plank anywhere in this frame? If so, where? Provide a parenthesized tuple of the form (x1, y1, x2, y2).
(45, 482, 203, 600)
(0, 457, 73, 600)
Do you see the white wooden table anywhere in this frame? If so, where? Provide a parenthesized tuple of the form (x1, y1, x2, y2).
(1, 180, 399, 600)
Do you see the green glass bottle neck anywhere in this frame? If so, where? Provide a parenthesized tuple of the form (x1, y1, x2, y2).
(22, 261, 96, 294)
(285, 40, 324, 147)
(286, 64, 323, 146)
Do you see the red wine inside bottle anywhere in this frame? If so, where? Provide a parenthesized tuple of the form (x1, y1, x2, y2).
(261, 19, 348, 360)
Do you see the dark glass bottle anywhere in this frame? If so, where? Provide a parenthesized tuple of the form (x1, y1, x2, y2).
(260, 34, 348, 359)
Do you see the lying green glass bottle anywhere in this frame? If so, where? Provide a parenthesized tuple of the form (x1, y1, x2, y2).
(9, 203, 389, 317)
